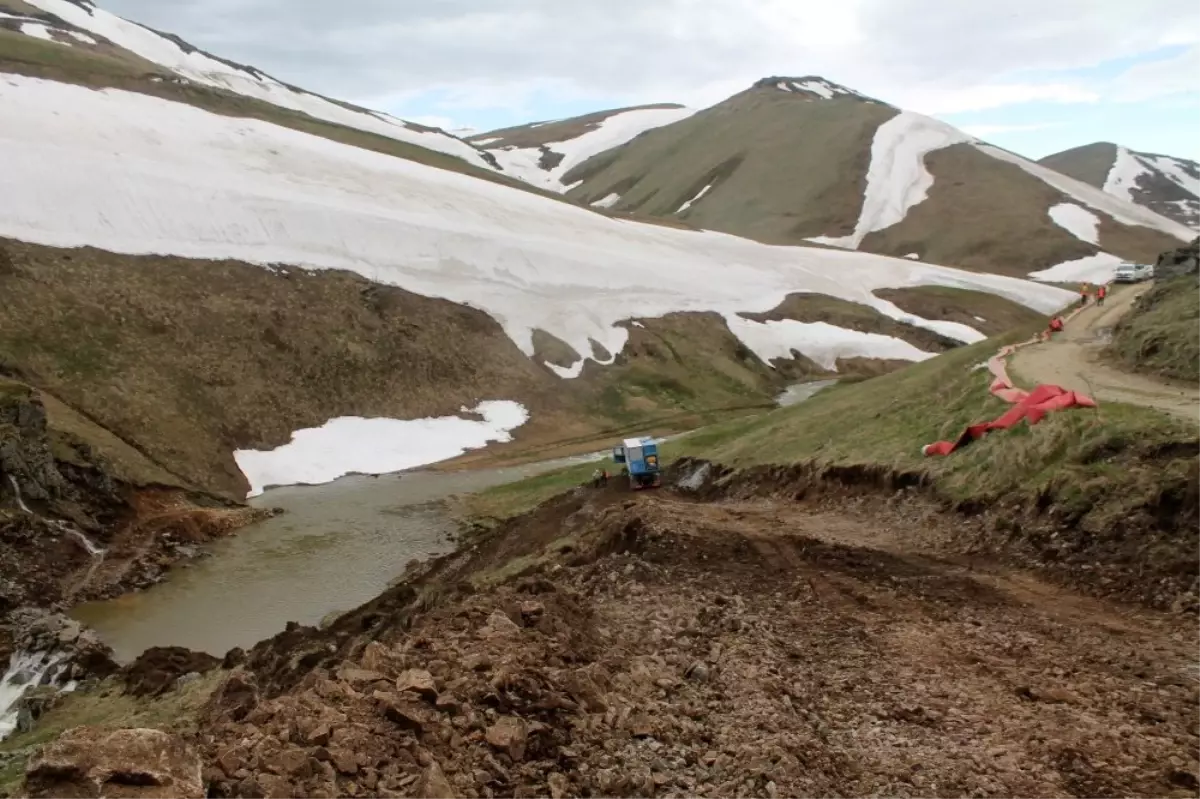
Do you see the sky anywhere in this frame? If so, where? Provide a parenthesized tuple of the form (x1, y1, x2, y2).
(101, 0, 1200, 160)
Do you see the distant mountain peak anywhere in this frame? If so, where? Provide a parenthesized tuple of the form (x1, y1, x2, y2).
(752, 75, 878, 102)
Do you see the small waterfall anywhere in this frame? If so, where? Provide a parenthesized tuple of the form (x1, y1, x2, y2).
(6, 474, 31, 514)
(62, 525, 105, 557)
(0, 650, 73, 740)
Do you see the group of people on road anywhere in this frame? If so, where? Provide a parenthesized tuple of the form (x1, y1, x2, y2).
(1044, 279, 1110, 342)
(1079, 281, 1108, 308)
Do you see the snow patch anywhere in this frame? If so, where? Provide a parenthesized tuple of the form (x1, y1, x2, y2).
(812, 112, 974, 249)
(1028, 252, 1123, 283)
(488, 106, 696, 191)
(903, 253, 920, 260)
(0, 76, 1076, 382)
(723, 314, 935, 370)
(1048, 203, 1101, 244)
(976, 143, 1193, 241)
(22, 0, 495, 171)
(868, 297, 985, 344)
(66, 29, 96, 44)
(591, 193, 621, 209)
(1102, 146, 1150, 202)
(233, 401, 530, 498)
(545, 360, 585, 379)
(1140, 153, 1200, 199)
(473, 137, 501, 146)
(19, 22, 57, 41)
(676, 184, 712, 214)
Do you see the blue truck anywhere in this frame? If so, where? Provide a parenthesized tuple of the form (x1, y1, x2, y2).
(612, 437, 662, 490)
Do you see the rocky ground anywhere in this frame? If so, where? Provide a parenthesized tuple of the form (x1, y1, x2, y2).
(150, 480, 1199, 799)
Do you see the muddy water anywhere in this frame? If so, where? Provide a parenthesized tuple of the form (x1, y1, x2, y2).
(72, 453, 604, 662)
(776, 379, 837, 407)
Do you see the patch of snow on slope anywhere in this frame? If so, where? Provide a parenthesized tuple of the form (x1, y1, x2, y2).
(19, 22, 56, 41)
(794, 80, 835, 99)
(724, 315, 935, 370)
(1048, 203, 1101, 244)
(868, 298, 985, 344)
(546, 360, 585, 379)
(813, 112, 974, 249)
(489, 106, 697, 191)
(676, 184, 712, 214)
(1101, 146, 1150, 202)
(1140, 153, 1200, 199)
(1028, 252, 1123, 283)
(66, 30, 96, 44)
(976, 143, 1193, 241)
(0, 76, 1076, 376)
(591, 193, 621, 209)
(23, 0, 495, 171)
(233, 401, 529, 497)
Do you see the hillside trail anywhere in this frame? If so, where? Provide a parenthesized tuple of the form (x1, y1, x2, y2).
(1010, 283, 1199, 423)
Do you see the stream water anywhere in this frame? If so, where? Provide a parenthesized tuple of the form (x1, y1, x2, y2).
(70, 452, 607, 662)
(69, 382, 834, 663)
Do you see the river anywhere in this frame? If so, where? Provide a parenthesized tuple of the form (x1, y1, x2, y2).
(71, 452, 605, 662)
(72, 382, 834, 662)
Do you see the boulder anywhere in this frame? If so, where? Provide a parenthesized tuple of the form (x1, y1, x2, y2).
(395, 668, 437, 700)
(485, 715, 528, 761)
(120, 646, 220, 698)
(13, 685, 62, 735)
(1155, 237, 1200, 282)
(417, 760, 457, 798)
(23, 726, 204, 798)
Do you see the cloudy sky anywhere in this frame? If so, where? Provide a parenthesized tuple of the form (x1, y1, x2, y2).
(103, 0, 1200, 159)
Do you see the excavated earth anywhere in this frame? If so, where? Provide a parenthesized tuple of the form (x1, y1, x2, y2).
(189, 473, 1199, 799)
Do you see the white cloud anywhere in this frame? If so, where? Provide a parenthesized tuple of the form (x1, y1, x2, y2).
(1110, 45, 1200, 102)
(96, 0, 1200, 128)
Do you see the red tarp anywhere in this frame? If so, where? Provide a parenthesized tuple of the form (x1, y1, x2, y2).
(923, 343, 1097, 457)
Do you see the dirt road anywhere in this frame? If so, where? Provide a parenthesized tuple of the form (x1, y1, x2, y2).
(1011, 284, 1199, 422)
(193, 483, 1199, 799)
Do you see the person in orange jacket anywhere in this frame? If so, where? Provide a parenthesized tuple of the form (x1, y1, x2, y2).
(1096, 283, 1108, 306)
(1079, 282, 1091, 307)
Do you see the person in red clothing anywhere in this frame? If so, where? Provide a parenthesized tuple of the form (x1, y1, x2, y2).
(1042, 315, 1064, 341)
(1096, 283, 1108, 306)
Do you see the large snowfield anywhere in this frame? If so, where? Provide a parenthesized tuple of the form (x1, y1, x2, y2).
(0, 76, 1076, 374)
(21, 0, 496, 171)
(233, 401, 529, 498)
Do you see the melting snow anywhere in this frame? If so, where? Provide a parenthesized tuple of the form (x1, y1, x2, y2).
(976, 143, 1193, 241)
(19, 22, 56, 41)
(1028, 252, 1123, 283)
(724, 315, 935, 370)
(676, 184, 712, 214)
(0, 76, 1074, 378)
(812, 112, 974, 249)
(23, 0, 495, 171)
(1048, 203, 1101, 245)
(66, 30, 96, 44)
(1102, 146, 1149, 202)
(545, 360, 585, 379)
(591, 193, 621, 209)
(1140, 152, 1200, 199)
(488, 106, 697, 191)
(903, 253, 920, 260)
(233, 401, 530, 497)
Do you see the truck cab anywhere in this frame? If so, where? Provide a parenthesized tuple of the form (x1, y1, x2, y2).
(622, 437, 662, 490)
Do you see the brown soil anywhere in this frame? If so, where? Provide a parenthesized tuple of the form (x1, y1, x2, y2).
(562, 87, 892, 248)
(1011, 284, 1200, 422)
(195, 474, 1199, 799)
(873, 286, 1047, 337)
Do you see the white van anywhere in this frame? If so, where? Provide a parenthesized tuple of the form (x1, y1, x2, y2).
(1113, 262, 1153, 283)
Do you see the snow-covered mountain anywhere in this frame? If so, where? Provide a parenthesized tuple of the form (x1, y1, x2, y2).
(0, 0, 498, 171)
(0, 4, 1082, 494)
(478, 77, 1194, 284)
(1039, 143, 1200, 229)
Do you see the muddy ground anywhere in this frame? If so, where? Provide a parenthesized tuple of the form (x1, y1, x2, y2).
(191, 476, 1199, 799)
